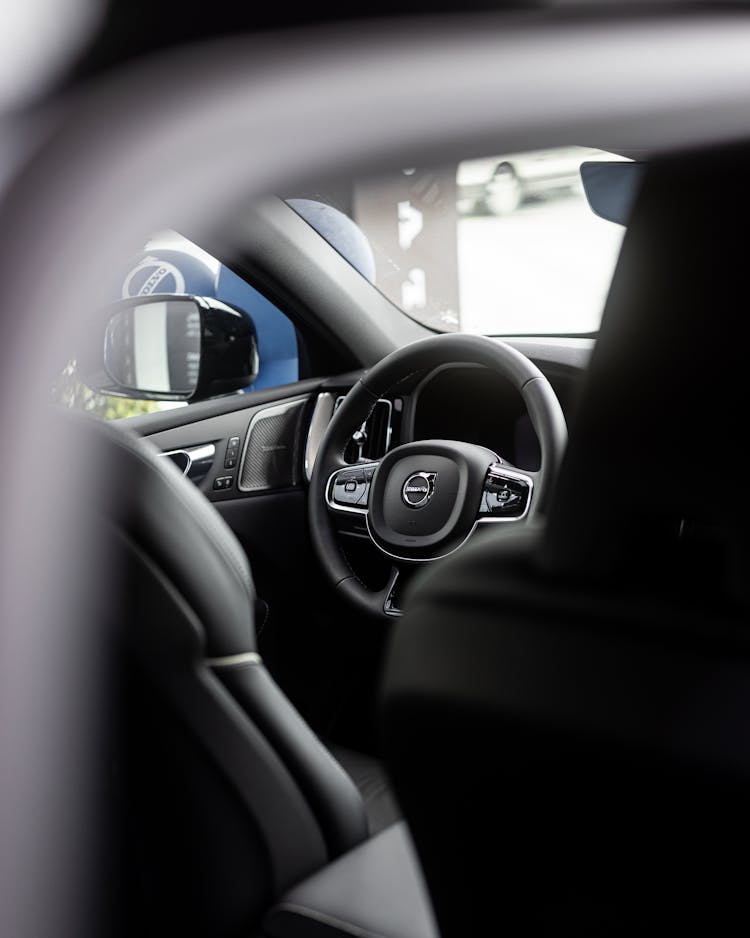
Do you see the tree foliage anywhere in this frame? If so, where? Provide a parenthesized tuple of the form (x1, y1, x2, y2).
(52, 360, 161, 420)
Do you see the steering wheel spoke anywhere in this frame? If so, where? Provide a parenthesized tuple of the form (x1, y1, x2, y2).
(325, 461, 380, 516)
(382, 565, 403, 617)
(476, 461, 535, 524)
(365, 565, 405, 618)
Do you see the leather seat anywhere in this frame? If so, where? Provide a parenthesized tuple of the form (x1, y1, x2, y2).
(328, 743, 402, 835)
(74, 411, 404, 937)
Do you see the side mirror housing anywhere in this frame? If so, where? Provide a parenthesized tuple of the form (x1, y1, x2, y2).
(83, 294, 259, 402)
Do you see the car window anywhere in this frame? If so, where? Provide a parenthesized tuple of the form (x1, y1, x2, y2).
(289, 146, 632, 336)
(53, 231, 299, 419)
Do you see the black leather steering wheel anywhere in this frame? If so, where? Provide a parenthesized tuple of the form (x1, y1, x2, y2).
(309, 334, 567, 618)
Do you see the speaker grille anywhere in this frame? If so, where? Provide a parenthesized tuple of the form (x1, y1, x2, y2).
(238, 399, 306, 492)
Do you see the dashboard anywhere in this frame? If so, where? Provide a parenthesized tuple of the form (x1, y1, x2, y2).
(139, 355, 584, 506)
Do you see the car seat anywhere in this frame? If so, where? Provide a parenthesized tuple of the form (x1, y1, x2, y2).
(76, 412, 434, 938)
(382, 140, 750, 936)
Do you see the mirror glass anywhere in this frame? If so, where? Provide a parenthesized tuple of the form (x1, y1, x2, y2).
(104, 298, 201, 395)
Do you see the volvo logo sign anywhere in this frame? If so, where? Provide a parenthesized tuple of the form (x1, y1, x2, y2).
(401, 472, 437, 509)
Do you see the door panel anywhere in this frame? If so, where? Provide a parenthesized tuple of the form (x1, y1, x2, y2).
(142, 392, 312, 503)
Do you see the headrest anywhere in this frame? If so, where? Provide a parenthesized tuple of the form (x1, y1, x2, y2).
(540, 141, 750, 607)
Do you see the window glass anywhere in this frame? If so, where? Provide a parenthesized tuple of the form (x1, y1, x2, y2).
(292, 146, 632, 335)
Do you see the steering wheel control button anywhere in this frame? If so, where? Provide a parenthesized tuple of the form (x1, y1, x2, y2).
(488, 487, 522, 510)
(328, 463, 378, 510)
(224, 436, 241, 469)
(479, 465, 532, 519)
(333, 479, 362, 505)
(401, 472, 437, 508)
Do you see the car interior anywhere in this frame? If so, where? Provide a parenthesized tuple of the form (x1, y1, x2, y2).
(2, 6, 750, 938)
(77, 193, 579, 936)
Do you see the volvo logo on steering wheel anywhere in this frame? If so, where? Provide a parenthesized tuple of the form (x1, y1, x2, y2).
(401, 472, 437, 509)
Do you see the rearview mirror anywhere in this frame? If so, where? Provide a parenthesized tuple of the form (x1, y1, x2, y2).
(580, 160, 645, 226)
(84, 294, 259, 402)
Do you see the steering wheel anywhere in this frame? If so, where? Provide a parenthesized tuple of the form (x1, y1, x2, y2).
(308, 333, 567, 618)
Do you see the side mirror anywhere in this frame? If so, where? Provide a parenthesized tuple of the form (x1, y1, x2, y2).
(580, 160, 645, 226)
(83, 294, 259, 402)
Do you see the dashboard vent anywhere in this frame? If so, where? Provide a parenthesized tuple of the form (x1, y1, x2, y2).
(335, 396, 393, 463)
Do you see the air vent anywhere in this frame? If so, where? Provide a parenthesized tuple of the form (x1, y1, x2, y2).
(335, 396, 393, 463)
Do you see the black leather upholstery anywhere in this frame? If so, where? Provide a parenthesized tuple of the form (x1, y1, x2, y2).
(327, 744, 402, 835)
(263, 822, 437, 938)
(97, 411, 259, 660)
(215, 661, 369, 858)
(73, 412, 380, 934)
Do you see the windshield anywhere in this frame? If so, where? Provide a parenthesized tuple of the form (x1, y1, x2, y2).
(289, 146, 632, 336)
